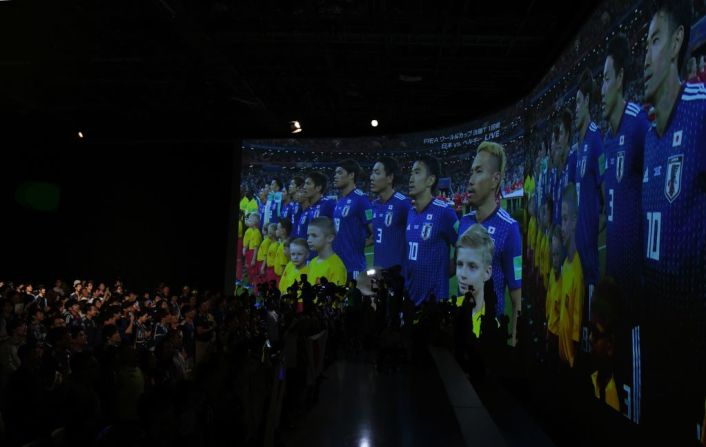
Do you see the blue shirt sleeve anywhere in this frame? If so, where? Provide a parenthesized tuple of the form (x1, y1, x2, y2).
(502, 221, 523, 290)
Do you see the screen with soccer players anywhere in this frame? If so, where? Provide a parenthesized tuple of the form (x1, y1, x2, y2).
(235, 0, 706, 442)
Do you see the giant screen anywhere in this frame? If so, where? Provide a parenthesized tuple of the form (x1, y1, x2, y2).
(235, 0, 706, 441)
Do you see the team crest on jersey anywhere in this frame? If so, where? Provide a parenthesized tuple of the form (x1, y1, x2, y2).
(580, 156, 587, 178)
(672, 130, 682, 148)
(342, 206, 350, 217)
(421, 223, 433, 240)
(487, 226, 496, 235)
(664, 154, 683, 203)
(616, 151, 625, 183)
(426, 214, 433, 220)
(384, 212, 393, 227)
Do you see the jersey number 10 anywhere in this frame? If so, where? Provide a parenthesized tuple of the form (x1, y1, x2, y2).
(408, 242, 419, 261)
(645, 212, 661, 261)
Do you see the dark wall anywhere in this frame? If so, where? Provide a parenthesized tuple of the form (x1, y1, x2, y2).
(0, 133, 235, 293)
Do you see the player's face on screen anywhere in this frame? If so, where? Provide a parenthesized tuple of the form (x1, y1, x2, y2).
(303, 177, 320, 201)
(408, 161, 433, 198)
(468, 152, 499, 206)
(288, 179, 298, 196)
(370, 162, 391, 194)
(601, 56, 621, 121)
(334, 167, 354, 190)
(456, 247, 491, 296)
(307, 225, 328, 252)
(289, 244, 307, 268)
(644, 12, 681, 104)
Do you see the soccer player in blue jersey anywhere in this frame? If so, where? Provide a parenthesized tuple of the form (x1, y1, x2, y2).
(288, 176, 306, 237)
(280, 176, 301, 227)
(640, 1, 706, 440)
(303, 171, 335, 220)
(574, 68, 605, 320)
(370, 156, 412, 270)
(558, 110, 576, 226)
(601, 33, 650, 296)
(332, 159, 374, 280)
(461, 141, 522, 345)
(302, 171, 335, 259)
(405, 155, 459, 305)
(264, 178, 283, 227)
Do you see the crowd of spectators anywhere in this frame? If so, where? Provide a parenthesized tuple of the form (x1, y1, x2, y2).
(0, 269, 512, 446)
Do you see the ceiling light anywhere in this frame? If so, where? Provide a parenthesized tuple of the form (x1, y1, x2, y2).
(371, 119, 379, 127)
(290, 121, 302, 134)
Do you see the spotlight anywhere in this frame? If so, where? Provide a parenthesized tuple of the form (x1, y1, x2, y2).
(77, 131, 84, 139)
(370, 119, 379, 127)
(290, 121, 302, 134)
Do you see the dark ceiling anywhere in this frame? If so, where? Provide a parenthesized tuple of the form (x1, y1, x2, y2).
(1, 0, 601, 141)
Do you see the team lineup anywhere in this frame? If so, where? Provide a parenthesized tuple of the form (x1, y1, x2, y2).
(239, 143, 523, 345)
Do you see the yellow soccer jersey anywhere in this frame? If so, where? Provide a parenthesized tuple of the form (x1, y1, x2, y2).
(274, 243, 287, 276)
(524, 175, 535, 198)
(541, 232, 551, 288)
(266, 240, 279, 267)
(308, 253, 347, 286)
(243, 227, 251, 248)
(247, 228, 262, 251)
(471, 303, 500, 338)
(534, 231, 544, 269)
(591, 371, 620, 412)
(239, 196, 250, 212)
(279, 262, 308, 295)
(546, 268, 562, 335)
(528, 216, 537, 251)
(257, 237, 272, 262)
(558, 252, 584, 368)
(246, 198, 259, 216)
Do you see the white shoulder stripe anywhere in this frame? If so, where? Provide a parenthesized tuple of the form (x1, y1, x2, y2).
(589, 122, 598, 131)
(354, 189, 364, 195)
(682, 94, 706, 101)
(685, 82, 706, 91)
(394, 192, 406, 200)
(498, 213, 515, 224)
(625, 108, 639, 117)
(684, 87, 706, 95)
(626, 104, 641, 114)
(432, 199, 447, 207)
(498, 209, 516, 224)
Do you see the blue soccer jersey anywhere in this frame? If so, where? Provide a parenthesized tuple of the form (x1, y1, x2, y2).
(372, 192, 412, 270)
(264, 192, 282, 226)
(332, 189, 373, 279)
(459, 206, 522, 317)
(641, 83, 706, 315)
(604, 102, 650, 287)
(575, 121, 604, 285)
(280, 201, 293, 226)
(304, 197, 336, 259)
(293, 205, 307, 239)
(566, 145, 577, 185)
(405, 199, 459, 305)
